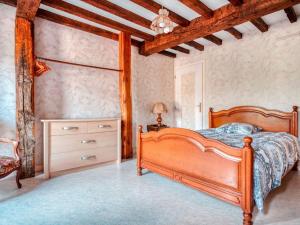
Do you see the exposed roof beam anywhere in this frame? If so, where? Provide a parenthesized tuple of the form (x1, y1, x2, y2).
(225, 27, 243, 39)
(0, 0, 17, 7)
(42, 0, 153, 41)
(16, 0, 41, 21)
(185, 41, 204, 51)
(227, 0, 268, 33)
(203, 35, 222, 45)
(171, 46, 190, 54)
(228, 0, 243, 6)
(141, 0, 300, 55)
(284, 7, 298, 23)
(178, 0, 213, 18)
(81, 0, 189, 54)
(130, 0, 220, 48)
(131, 39, 176, 57)
(81, 0, 151, 28)
(179, 0, 242, 40)
(37, 9, 119, 41)
(250, 18, 269, 32)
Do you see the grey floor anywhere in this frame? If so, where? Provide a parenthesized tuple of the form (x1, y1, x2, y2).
(0, 160, 299, 225)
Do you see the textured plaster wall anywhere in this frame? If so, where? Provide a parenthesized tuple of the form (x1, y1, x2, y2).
(0, 4, 16, 140)
(175, 19, 300, 130)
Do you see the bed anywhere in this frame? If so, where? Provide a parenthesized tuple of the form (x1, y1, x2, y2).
(136, 106, 299, 225)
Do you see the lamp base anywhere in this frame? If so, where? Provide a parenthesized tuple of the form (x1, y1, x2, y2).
(156, 113, 162, 127)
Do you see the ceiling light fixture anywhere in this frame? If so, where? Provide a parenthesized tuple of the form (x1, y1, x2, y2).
(151, 4, 174, 34)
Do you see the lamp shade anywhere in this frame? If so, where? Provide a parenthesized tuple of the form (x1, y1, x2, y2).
(152, 102, 168, 114)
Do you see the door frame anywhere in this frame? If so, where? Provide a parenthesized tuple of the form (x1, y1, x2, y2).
(174, 60, 206, 129)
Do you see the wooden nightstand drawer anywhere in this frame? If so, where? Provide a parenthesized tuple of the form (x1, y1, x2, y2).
(147, 124, 168, 132)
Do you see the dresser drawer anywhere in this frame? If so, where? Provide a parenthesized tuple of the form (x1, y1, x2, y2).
(50, 147, 117, 172)
(50, 132, 117, 154)
(88, 120, 117, 133)
(50, 122, 87, 136)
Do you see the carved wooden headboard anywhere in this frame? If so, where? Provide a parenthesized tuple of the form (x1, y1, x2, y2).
(209, 106, 298, 137)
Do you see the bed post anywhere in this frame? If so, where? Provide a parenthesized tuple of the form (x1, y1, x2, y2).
(208, 107, 214, 128)
(137, 125, 143, 176)
(242, 137, 254, 225)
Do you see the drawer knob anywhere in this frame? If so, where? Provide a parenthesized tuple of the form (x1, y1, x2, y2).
(81, 155, 97, 161)
(62, 126, 79, 130)
(98, 124, 112, 128)
(80, 140, 96, 144)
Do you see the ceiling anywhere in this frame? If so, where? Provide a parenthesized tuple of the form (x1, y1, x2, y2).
(38, 0, 300, 55)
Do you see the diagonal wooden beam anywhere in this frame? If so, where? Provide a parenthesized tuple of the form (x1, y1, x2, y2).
(42, 0, 153, 41)
(284, 7, 298, 23)
(81, 0, 189, 54)
(225, 27, 243, 39)
(141, 0, 300, 55)
(178, 0, 213, 18)
(251, 18, 269, 32)
(0, 0, 17, 7)
(131, 39, 176, 57)
(185, 41, 204, 51)
(16, 0, 41, 20)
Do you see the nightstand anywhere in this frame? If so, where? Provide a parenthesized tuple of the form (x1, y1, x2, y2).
(147, 124, 168, 132)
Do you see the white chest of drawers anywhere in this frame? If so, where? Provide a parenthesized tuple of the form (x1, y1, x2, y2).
(42, 118, 121, 178)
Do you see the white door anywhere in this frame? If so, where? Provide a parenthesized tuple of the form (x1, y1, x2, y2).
(175, 62, 204, 130)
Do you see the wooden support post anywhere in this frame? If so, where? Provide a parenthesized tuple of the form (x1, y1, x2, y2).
(15, 17, 35, 178)
(119, 32, 133, 159)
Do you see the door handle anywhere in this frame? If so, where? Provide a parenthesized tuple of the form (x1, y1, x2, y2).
(196, 103, 202, 112)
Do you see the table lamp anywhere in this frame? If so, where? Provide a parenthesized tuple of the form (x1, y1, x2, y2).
(152, 102, 168, 127)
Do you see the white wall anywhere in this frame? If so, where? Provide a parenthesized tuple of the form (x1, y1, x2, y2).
(175, 19, 300, 130)
(0, 3, 175, 168)
(0, 4, 16, 140)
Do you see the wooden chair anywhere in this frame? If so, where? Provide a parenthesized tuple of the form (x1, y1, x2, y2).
(0, 138, 22, 188)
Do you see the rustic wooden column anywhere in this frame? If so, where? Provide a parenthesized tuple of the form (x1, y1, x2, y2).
(119, 32, 133, 159)
(15, 17, 35, 178)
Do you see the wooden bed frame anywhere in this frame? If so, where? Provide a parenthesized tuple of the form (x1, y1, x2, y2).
(137, 106, 298, 225)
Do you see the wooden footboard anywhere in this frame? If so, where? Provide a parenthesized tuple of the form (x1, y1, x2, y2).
(137, 126, 254, 225)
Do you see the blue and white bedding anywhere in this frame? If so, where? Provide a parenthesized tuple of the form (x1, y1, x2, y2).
(196, 128, 300, 211)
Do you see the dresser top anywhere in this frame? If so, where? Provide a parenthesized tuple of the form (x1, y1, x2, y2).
(41, 117, 120, 123)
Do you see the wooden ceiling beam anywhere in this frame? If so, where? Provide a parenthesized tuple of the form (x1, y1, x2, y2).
(81, 0, 189, 54)
(227, 0, 269, 33)
(81, 0, 151, 28)
(185, 41, 204, 51)
(228, 0, 243, 6)
(225, 27, 243, 39)
(141, 0, 300, 55)
(171, 46, 190, 54)
(37, 9, 119, 41)
(178, 0, 213, 18)
(250, 18, 269, 32)
(42, 0, 153, 41)
(284, 7, 298, 23)
(0, 0, 17, 7)
(179, 0, 242, 40)
(16, 0, 41, 21)
(131, 39, 176, 57)
(203, 35, 222, 45)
